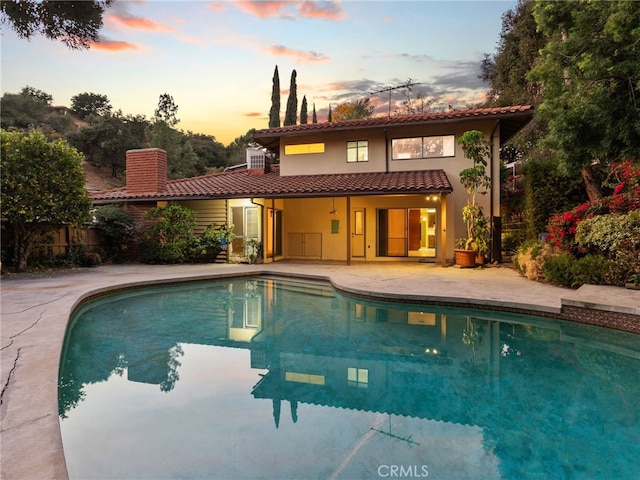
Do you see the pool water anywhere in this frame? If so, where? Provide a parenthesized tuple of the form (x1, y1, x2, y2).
(59, 277, 640, 479)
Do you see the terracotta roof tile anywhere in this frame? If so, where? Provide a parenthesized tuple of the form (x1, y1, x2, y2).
(253, 105, 534, 149)
(254, 105, 533, 137)
(90, 167, 452, 203)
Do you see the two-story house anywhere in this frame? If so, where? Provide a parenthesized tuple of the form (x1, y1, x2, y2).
(90, 105, 533, 265)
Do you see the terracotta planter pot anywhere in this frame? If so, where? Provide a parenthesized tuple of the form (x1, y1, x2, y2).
(455, 249, 478, 267)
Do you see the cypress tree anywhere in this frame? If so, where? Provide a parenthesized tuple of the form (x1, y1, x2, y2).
(268, 65, 280, 128)
(328, 103, 332, 122)
(312, 103, 318, 123)
(300, 96, 308, 124)
(284, 69, 297, 126)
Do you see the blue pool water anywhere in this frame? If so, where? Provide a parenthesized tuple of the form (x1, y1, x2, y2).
(59, 277, 640, 479)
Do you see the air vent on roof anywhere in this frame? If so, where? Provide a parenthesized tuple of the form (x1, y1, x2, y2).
(246, 147, 270, 175)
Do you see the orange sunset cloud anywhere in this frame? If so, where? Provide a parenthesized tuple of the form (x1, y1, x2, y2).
(264, 45, 330, 63)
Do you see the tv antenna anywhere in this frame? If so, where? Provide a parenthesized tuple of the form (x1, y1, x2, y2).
(369, 80, 420, 117)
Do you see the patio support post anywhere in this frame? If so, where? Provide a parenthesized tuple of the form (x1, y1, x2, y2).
(346, 196, 351, 265)
(272, 198, 276, 262)
(440, 193, 447, 267)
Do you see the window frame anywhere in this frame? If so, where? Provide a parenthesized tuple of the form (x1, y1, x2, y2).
(391, 134, 455, 160)
(346, 140, 369, 163)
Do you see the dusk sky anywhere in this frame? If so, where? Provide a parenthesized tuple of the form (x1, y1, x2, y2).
(2, 0, 518, 145)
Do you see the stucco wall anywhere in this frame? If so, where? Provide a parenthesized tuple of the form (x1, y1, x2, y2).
(277, 120, 501, 259)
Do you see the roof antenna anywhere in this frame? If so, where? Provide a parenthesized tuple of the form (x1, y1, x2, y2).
(369, 79, 420, 117)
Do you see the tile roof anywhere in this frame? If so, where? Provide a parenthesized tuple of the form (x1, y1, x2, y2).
(90, 167, 453, 203)
(253, 105, 534, 150)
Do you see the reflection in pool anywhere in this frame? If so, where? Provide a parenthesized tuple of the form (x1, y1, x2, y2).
(59, 277, 640, 479)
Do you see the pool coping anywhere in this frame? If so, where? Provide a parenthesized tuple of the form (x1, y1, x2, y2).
(1, 263, 639, 479)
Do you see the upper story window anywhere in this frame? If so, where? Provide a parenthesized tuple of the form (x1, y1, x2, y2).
(284, 143, 325, 155)
(392, 135, 455, 160)
(347, 140, 369, 162)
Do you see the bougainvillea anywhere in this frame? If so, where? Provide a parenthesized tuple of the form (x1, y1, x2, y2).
(546, 160, 640, 251)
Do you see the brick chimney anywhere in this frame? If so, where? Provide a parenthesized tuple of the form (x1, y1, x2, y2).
(126, 148, 168, 194)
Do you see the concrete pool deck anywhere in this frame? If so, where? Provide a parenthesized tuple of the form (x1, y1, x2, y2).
(2, 262, 639, 479)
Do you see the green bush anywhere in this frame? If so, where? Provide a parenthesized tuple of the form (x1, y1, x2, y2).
(543, 253, 613, 288)
(187, 223, 235, 261)
(94, 204, 133, 261)
(575, 210, 640, 255)
(141, 204, 196, 264)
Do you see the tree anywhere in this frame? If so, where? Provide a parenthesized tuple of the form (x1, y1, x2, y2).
(300, 96, 308, 125)
(1, 86, 51, 130)
(327, 104, 332, 122)
(226, 129, 257, 166)
(67, 111, 148, 177)
(268, 65, 280, 128)
(153, 93, 179, 127)
(1, 130, 92, 271)
(185, 132, 228, 171)
(283, 70, 297, 126)
(150, 93, 183, 176)
(394, 89, 436, 115)
(480, 0, 545, 108)
(528, 0, 640, 201)
(333, 98, 374, 121)
(0, 0, 113, 49)
(71, 92, 112, 119)
(312, 103, 318, 124)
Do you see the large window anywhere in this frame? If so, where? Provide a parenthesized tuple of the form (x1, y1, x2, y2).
(392, 135, 455, 159)
(347, 140, 368, 162)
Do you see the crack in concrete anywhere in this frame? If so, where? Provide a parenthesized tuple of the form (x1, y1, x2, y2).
(9, 311, 44, 340)
(1, 339, 15, 351)
(1, 347, 22, 406)
(1, 291, 72, 316)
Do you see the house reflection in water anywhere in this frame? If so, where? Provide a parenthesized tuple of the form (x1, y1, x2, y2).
(60, 277, 640, 479)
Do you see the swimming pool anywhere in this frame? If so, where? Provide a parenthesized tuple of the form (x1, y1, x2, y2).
(59, 276, 640, 479)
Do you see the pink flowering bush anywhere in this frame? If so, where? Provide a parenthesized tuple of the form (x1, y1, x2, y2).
(547, 160, 640, 252)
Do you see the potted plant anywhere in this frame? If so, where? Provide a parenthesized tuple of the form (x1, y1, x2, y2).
(455, 130, 492, 267)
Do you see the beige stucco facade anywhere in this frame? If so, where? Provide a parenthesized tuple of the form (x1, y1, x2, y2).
(263, 119, 502, 264)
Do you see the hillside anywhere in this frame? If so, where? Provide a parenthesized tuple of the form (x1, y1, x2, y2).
(83, 161, 125, 192)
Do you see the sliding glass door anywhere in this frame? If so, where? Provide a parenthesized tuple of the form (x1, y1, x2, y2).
(378, 208, 436, 258)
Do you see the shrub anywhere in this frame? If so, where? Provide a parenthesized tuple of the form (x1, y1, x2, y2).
(141, 204, 196, 264)
(547, 159, 640, 251)
(575, 210, 640, 255)
(542, 253, 575, 287)
(513, 240, 555, 281)
(543, 254, 613, 288)
(187, 223, 235, 262)
(94, 204, 133, 261)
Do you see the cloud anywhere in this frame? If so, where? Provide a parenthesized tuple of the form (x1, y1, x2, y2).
(206, 2, 228, 13)
(245, 112, 263, 117)
(105, 13, 176, 32)
(264, 45, 330, 64)
(298, 1, 346, 20)
(233, 1, 346, 20)
(234, 1, 291, 18)
(89, 36, 140, 52)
